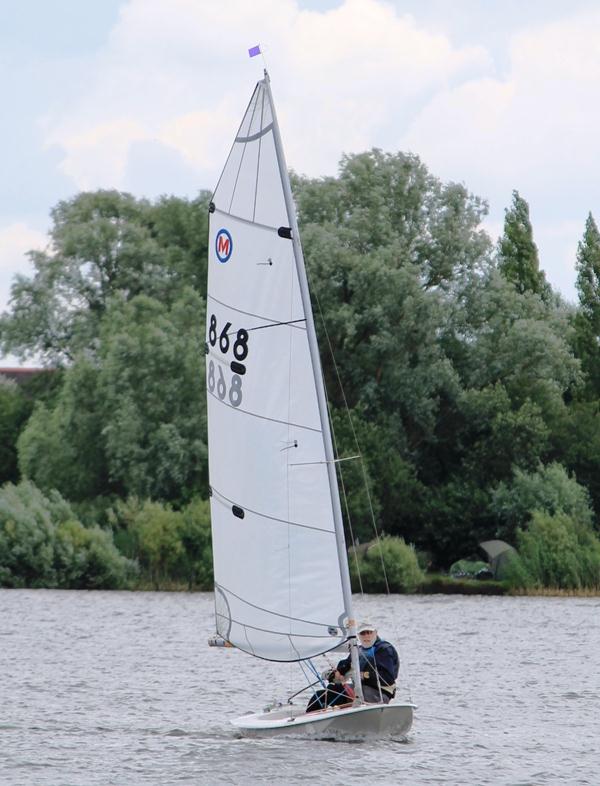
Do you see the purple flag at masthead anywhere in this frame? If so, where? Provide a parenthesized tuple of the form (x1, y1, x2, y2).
(248, 45, 261, 57)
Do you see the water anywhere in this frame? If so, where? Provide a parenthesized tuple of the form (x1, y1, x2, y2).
(1, 590, 598, 786)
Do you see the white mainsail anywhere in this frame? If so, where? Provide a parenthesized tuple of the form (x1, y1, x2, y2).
(207, 75, 347, 661)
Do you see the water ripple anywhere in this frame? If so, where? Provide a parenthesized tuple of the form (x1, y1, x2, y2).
(1, 589, 599, 785)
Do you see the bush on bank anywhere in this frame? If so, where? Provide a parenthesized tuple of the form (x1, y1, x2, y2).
(349, 536, 424, 593)
(109, 496, 213, 590)
(504, 510, 600, 590)
(0, 481, 136, 589)
(5, 479, 600, 594)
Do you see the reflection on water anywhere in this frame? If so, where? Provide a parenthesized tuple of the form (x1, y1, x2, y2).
(1, 590, 599, 785)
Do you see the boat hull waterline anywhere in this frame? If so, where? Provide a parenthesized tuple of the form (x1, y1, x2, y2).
(231, 702, 415, 740)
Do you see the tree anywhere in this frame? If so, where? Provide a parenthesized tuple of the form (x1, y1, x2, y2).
(508, 510, 600, 590)
(178, 497, 213, 589)
(498, 190, 549, 298)
(295, 150, 488, 441)
(17, 360, 108, 501)
(0, 190, 210, 363)
(552, 401, 600, 521)
(17, 289, 207, 505)
(293, 151, 492, 561)
(0, 378, 31, 484)
(491, 462, 594, 543)
(293, 154, 584, 567)
(349, 536, 424, 592)
(98, 289, 207, 502)
(573, 213, 600, 393)
(0, 481, 135, 588)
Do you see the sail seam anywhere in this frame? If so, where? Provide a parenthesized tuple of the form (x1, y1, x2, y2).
(217, 584, 342, 629)
(213, 638, 348, 664)
(211, 486, 334, 534)
(228, 84, 261, 213)
(207, 293, 307, 331)
(222, 615, 344, 641)
(252, 86, 266, 222)
(207, 384, 321, 433)
(235, 122, 274, 143)
(212, 206, 280, 233)
(210, 82, 261, 198)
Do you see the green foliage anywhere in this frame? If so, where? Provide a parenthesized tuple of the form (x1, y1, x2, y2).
(0, 151, 592, 582)
(458, 386, 549, 483)
(17, 289, 207, 504)
(349, 536, 424, 593)
(506, 511, 600, 590)
(573, 213, 600, 394)
(123, 497, 212, 589)
(575, 213, 600, 329)
(491, 462, 594, 543)
(0, 369, 65, 489)
(498, 190, 549, 298)
(422, 480, 494, 568)
(178, 498, 213, 590)
(294, 154, 579, 569)
(0, 190, 210, 364)
(99, 289, 207, 502)
(552, 401, 600, 522)
(0, 481, 135, 588)
(18, 360, 108, 500)
(451, 271, 578, 421)
(0, 378, 32, 485)
(19, 368, 65, 406)
(128, 500, 184, 588)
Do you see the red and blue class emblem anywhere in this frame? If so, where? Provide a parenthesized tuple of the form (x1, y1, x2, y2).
(215, 228, 233, 263)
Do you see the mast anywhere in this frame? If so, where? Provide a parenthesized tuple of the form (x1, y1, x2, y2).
(263, 71, 364, 702)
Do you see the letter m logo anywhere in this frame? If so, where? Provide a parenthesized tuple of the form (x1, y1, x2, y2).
(215, 228, 233, 263)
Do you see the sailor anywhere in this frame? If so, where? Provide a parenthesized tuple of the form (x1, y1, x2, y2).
(306, 621, 399, 712)
(334, 621, 399, 703)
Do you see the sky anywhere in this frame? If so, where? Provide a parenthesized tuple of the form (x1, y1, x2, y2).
(2, 0, 600, 364)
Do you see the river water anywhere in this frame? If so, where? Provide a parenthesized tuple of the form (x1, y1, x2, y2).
(1, 589, 598, 785)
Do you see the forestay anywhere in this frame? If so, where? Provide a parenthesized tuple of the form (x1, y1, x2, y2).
(207, 77, 347, 661)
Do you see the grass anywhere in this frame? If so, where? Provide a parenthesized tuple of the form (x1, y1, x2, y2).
(417, 573, 508, 595)
(416, 574, 600, 596)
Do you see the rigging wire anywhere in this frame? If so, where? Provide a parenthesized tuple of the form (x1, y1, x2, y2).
(306, 260, 413, 703)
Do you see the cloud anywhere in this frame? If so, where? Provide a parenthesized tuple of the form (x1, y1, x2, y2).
(30, 0, 600, 303)
(53, 119, 149, 191)
(43, 0, 490, 193)
(399, 10, 600, 203)
(396, 9, 600, 298)
(0, 223, 47, 314)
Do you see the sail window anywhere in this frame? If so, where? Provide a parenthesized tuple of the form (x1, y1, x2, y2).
(232, 505, 245, 519)
(278, 227, 292, 239)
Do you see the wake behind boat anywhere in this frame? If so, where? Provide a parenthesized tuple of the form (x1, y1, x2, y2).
(205, 70, 414, 740)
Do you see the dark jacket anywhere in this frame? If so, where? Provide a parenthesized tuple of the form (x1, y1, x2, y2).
(336, 637, 399, 693)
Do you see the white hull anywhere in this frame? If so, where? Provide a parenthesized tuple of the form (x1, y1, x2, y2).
(231, 702, 415, 741)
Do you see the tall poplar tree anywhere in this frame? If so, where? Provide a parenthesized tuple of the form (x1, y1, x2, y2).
(498, 190, 548, 298)
(574, 212, 600, 392)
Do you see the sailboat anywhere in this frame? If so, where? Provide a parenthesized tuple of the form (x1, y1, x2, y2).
(206, 70, 415, 739)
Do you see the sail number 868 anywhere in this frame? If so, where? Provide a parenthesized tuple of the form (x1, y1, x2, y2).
(208, 315, 249, 366)
(207, 314, 249, 408)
